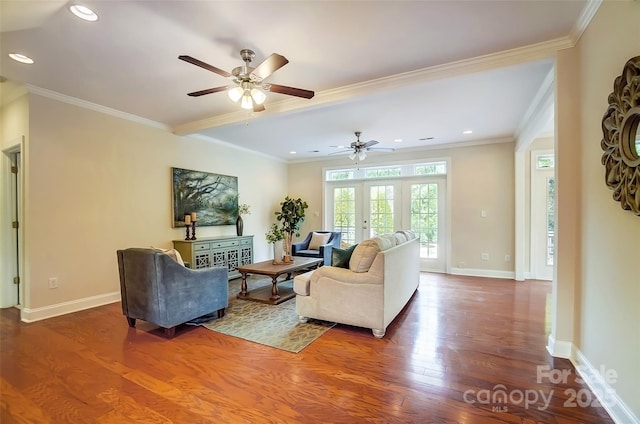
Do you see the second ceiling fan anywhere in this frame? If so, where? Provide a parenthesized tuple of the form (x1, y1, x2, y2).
(179, 49, 314, 112)
(330, 131, 395, 161)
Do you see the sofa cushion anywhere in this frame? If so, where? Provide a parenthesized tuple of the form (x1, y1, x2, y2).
(331, 244, 358, 268)
(349, 239, 381, 273)
(393, 231, 408, 244)
(372, 234, 397, 251)
(397, 230, 416, 240)
(308, 232, 331, 250)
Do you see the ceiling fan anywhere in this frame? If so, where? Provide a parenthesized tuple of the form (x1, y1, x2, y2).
(178, 49, 314, 112)
(330, 131, 395, 161)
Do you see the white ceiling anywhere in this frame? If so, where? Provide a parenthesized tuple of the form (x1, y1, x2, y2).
(1, 1, 590, 161)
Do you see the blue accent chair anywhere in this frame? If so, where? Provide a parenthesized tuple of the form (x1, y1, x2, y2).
(291, 231, 342, 265)
(117, 248, 228, 338)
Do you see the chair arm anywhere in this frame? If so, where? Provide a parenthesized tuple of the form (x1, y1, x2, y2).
(318, 244, 335, 265)
(156, 256, 229, 326)
(291, 241, 307, 255)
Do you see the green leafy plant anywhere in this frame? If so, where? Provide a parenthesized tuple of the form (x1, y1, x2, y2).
(275, 196, 308, 261)
(238, 203, 251, 216)
(275, 196, 308, 237)
(265, 223, 285, 244)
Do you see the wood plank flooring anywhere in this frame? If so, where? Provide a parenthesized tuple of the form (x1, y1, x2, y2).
(1, 273, 614, 423)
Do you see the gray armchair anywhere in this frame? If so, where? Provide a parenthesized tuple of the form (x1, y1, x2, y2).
(291, 231, 342, 265)
(117, 248, 228, 338)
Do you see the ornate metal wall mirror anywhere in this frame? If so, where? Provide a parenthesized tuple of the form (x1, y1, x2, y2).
(601, 56, 640, 215)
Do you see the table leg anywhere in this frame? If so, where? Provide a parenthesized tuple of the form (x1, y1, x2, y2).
(239, 272, 248, 296)
(270, 275, 280, 301)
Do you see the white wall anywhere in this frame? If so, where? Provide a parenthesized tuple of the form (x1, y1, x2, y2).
(4, 92, 288, 317)
(570, 0, 639, 419)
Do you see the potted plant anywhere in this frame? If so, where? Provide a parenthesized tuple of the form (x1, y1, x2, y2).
(265, 223, 285, 264)
(275, 196, 308, 262)
(236, 203, 250, 236)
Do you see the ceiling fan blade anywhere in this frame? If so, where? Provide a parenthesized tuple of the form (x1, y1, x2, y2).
(187, 86, 229, 97)
(179, 55, 232, 78)
(252, 53, 289, 80)
(363, 140, 379, 148)
(267, 83, 315, 99)
(253, 103, 266, 113)
(368, 147, 395, 152)
(328, 150, 352, 156)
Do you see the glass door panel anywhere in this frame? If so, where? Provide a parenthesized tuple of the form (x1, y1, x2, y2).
(403, 179, 446, 272)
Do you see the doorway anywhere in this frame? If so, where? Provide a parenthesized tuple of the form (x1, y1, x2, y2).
(1, 145, 22, 308)
(326, 174, 447, 273)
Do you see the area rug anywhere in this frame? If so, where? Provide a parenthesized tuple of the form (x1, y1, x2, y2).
(196, 281, 335, 353)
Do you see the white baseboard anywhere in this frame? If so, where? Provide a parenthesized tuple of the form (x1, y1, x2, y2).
(450, 267, 515, 279)
(571, 349, 640, 424)
(21, 291, 121, 322)
(546, 334, 573, 358)
(547, 337, 639, 424)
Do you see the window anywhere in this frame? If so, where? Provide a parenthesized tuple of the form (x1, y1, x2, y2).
(415, 162, 446, 175)
(411, 183, 439, 258)
(329, 170, 354, 181)
(333, 187, 356, 245)
(369, 185, 395, 236)
(536, 155, 554, 169)
(365, 168, 401, 178)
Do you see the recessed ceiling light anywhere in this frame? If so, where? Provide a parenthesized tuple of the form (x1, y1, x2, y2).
(394, 139, 403, 143)
(289, 151, 297, 154)
(8, 53, 34, 64)
(69, 4, 99, 21)
(463, 130, 473, 134)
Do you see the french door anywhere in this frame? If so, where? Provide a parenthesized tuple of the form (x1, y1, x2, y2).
(327, 177, 446, 272)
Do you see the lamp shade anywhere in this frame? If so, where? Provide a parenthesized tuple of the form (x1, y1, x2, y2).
(358, 151, 367, 160)
(228, 86, 244, 102)
(240, 93, 253, 110)
(250, 88, 266, 105)
(349, 152, 356, 160)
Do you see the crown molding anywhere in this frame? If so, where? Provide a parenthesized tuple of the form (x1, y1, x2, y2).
(172, 37, 574, 136)
(24, 84, 170, 131)
(569, 0, 603, 45)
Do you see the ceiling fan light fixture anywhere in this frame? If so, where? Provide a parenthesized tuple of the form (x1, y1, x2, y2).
(358, 151, 367, 161)
(250, 87, 266, 105)
(240, 93, 253, 110)
(349, 152, 356, 160)
(228, 86, 244, 102)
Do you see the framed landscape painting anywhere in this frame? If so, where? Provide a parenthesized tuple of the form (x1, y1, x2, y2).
(172, 167, 238, 227)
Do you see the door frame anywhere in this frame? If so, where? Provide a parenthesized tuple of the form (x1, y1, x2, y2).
(2, 139, 24, 308)
(323, 167, 451, 274)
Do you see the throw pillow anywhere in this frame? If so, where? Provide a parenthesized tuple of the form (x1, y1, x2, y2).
(349, 239, 381, 273)
(308, 232, 331, 250)
(151, 247, 185, 266)
(331, 244, 358, 268)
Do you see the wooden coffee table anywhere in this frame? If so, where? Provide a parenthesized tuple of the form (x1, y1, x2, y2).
(236, 257, 323, 305)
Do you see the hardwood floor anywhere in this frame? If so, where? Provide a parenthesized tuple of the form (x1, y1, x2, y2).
(1, 273, 614, 423)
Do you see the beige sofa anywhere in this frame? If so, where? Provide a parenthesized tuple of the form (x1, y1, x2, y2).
(293, 230, 420, 338)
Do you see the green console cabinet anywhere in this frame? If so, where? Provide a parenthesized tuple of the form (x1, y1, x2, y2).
(173, 235, 253, 280)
